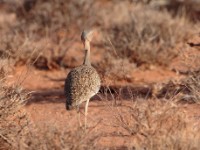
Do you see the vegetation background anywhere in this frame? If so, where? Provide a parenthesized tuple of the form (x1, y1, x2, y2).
(0, 0, 200, 149)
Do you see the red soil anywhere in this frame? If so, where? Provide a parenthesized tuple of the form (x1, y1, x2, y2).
(7, 34, 200, 148)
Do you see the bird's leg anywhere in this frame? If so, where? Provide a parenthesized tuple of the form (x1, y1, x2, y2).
(84, 99, 90, 130)
(77, 105, 82, 127)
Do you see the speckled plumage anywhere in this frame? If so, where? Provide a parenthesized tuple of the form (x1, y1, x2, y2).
(64, 64, 100, 110)
(64, 30, 100, 113)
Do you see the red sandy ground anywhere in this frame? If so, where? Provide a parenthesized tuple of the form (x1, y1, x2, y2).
(8, 70, 200, 147)
(7, 35, 200, 148)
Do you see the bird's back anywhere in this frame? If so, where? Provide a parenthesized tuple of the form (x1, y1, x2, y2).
(64, 65, 100, 110)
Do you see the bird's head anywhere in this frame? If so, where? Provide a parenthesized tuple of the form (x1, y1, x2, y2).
(81, 30, 94, 43)
(81, 30, 94, 50)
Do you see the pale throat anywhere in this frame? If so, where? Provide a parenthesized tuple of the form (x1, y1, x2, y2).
(83, 41, 91, 66)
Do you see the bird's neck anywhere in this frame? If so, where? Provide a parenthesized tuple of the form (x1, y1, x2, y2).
(83, 41, 91, 66)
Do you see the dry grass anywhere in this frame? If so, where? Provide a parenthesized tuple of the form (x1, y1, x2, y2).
(179, 71, 200, 103)
(113, 99, 200, 149)
(0, 0, 100, 70)
(23, 125, 100, 150)
(152, 70, 200, 103)
(105, 4, 196, 67)
(0, 0, 200, 149)
(96, 53, 136, 81)
(1, 0, 199, 70)
(148, 0, 200, 21)
(0, 80, 29, 149)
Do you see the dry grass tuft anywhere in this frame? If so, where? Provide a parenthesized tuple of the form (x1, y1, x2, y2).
(0, 51, 31, 149)
(180, 71, 200, 103)
(153, 71, 200, 103)
(114, 99, 200, 149)
(23, 125, 100, 150)
(147, 0, 200, 21)
(97, 53, 136, 81)
(106, 5, 195, 66)
(0, 81, 29, 149)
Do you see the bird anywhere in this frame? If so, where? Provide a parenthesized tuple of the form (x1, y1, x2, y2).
(64, 29, 101, 129)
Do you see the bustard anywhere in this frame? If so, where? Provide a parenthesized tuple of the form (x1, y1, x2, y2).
(64, 30, 101, 128)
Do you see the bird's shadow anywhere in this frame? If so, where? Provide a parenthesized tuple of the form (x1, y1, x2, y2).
(27, 84, 153, 106)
